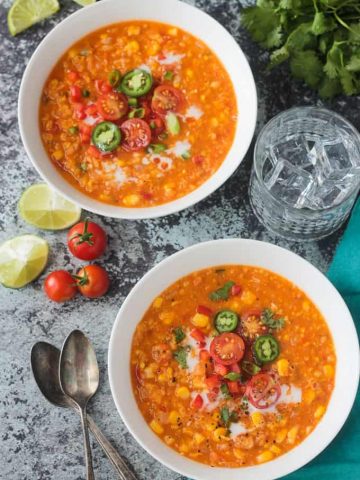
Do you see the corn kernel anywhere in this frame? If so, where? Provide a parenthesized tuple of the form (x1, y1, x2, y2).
(270, 445, 282, 455)
(68, 49, 77, 59)
(127, 25, 141, 35)
(194, 433, 205, 444)
(191, 313, 209, 328)
(166, 367, 173, 379)
(212, 411, 220, 422)
(147, 42, 160, 55)
(158, 373, 167, 382)
(323, 364, 334, 378)
(213, 427, 228, 442)
(53, 150, 64, 161)
(175, 386, 190, 400)
(241, 290, 256, 305)
(168, 27, 178, 36)
(251, 412, 265, 427)
(275, 428, 288, 444)
(179, 443, 189, 453)
(211, 117, 219, 127)
(168, 411, 180, 425)
(302, 300, 310, 311)
(159, 311, 175, 325)
(314, 405, 325, 418)
(303, 389, 316, 405)
(164, 435, 174, 445)
(150, 420, 164, 435)
(123, 194, 140, 206)
(153, 297, 163, 308)
(257, 451, 273, 463)
(234, 448, 245, 460)
(186, 68, 194, 78)
(126, 40, 140, 53)
(287, 425, 299, 443)
(277, 358, 289, 376)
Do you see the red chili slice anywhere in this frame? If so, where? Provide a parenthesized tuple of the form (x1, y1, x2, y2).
(70, 85, 82, 102)
(192, 394, 203, 409)
(210, 333, 245, 366)
(231, 284, 242, 296)
(151, 85, 185, 115)
(120, 118, 151, 152)
(97, 93, 128, 121)
(245, 373, 281, 409)
(190, 328, 206, 346)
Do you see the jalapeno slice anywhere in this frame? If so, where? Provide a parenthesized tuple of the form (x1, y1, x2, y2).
(253, 335, 280, 363)
(120, 69, 153, 97)
(91, 121, 121, 152)
(215, 310, 239, 333)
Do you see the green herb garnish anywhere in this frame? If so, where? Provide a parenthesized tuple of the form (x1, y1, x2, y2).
(181, 150, 191, 160)
(128, 108, 145, 119)
(164, 70, 174, 81)
(109, 69, 121, 88)
(220, 407, 239, 427)
(209, 281, 235, 301)
(241, 0, 360, 97)
(220, 383, 232, 399)
(80, 162, 88, 172)
(173, 327, 186, 344)
(68, 126, 79, 135)
(147, 143, 167, 154)
(224, 372, 241, 381)
(82, 89, 90, 98)
(242, 361, 261, 376)
(240, 395, 249, 411)
(173, 347, 188, 369)
(260, 308, 285, 330)
(128, 98, 138, 107)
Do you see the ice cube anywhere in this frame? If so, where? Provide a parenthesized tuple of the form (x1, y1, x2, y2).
(322, 135, 360, 173)
(264, 158, 315, 208)
(305, 172, 359, 210)
(270, 135, 312, 170)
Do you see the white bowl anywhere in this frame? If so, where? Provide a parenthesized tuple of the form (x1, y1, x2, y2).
(18, 0, 257, 219)
(109, 239, 359, 480)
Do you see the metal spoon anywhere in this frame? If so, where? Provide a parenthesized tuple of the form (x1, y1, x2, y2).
(31, 342, 137, 480)
(59, 330, 99, 480)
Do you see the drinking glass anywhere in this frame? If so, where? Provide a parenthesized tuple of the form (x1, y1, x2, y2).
(249, 107, 360, 240)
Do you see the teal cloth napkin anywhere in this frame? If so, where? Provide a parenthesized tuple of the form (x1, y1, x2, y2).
(284, 198, 360, 479)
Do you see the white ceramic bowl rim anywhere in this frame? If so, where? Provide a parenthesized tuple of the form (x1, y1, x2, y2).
(108, 239, 359, 480)
(18, 0, 257, 219)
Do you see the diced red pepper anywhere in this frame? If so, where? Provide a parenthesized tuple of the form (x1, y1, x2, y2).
(87, 145, 102, 159)
(205, 374, 221, 390)
(230, 363, 241, 373)
(214, 363, 228, 376)
(190, 328, 206, 345)
(193, 155, 205, 165)
(227, 381, 240, 394)
(70, 85, 82, 102)
(231, 284, 242, 296)
(192, 394, 203, 410)
(207, 388, 219, 402)
(196, 305, 213, 317)
(80, 132, 91, 144)
(85, 104, 98, 116)
(73, 103, 86, 120)
(67, 71, 79, 82)
(95, 79, 113, 94)
(199, 349, 211, 363)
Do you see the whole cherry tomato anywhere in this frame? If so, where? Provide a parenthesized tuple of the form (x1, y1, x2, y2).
(44, 270, 77, 302)
(67, 219, 107, 260)
(75, 265, 110, 298)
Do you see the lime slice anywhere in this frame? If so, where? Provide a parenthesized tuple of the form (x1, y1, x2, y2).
(72, 0, 96, 6)
(0, 235, 49, 288)
(8, 0, 60, 36)
(19, 184, 81, 230)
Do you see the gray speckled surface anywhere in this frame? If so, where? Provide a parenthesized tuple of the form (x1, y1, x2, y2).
(0, 0, 359, 479)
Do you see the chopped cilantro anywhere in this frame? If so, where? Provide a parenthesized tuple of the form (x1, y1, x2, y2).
(209, 281, 235, 301)
(260, 308, 285, 330)
(173, 347, 188, 369)
(173, 327, 185, 344)
(224, 372, 241, 381)
(241, 361, 261, 376)
(220, 407, 238, 427)
(220, 383, 232, 399)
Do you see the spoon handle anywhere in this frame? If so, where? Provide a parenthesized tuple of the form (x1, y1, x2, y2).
(80, 408, 96, 480)
(87, 414, 137, 480)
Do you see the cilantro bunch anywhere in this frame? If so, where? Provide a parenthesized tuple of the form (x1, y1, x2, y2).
(241, 0, 360, 97)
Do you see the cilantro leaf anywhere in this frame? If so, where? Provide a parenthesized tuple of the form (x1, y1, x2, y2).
(242, 361, 261, 376)
(290, 50, 323, 88)
(346, 55, 360, 72)
(220, 407, 238, 427)
(241, 6, 282, 49)
(319, 76, 342, 98)
(209, 281, 235, 301)
(324, 42, 343, 79)
(311, 12, 336, 36)
(220, 383, 232, 399)
(260, 308, 285, 330)
(269, 45, 290, 69)
(224, 372, 241, 381)
(173, 347, 188, 369)
(173, 327, 185, 344)
(340, 69, 358, 95)
(349, 23, 360, 44)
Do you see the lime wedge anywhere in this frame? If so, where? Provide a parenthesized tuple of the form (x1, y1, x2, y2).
(0, 235, 49, 288)
(19, 184, 81, 230)
(72, 0, 96, 6)
(8, 0, 60, 36)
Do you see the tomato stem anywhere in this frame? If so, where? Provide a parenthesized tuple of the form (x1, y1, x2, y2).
(70, 218, 94, 246)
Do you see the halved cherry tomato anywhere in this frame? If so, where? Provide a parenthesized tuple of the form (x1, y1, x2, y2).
(190, 328, 206, 346)
(120, 118, 151, 151)
(44, 270, 77, 303)
(199, 349, 211, 363)
(151, 85, 184, 115)
(67, 219, 107, 260)
(197, 305, 213, 317)
(70, 85, 82, 102)
(227, 381, 240, 394)
(231, 284, 242, 296)
(152, 344, 172, 364)
(205, 374, 221, 390)
(245, 373, 281, 409)
(76, 264, 110, 298)
(192, 394, 203, 410)
(214, 363, 228, 376)
(210, 333, 245, 366)
(97, 93, 128, 121)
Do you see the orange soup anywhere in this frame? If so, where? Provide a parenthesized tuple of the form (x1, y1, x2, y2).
(39, 21, 237, 208)
(130, 265, 335, 467)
